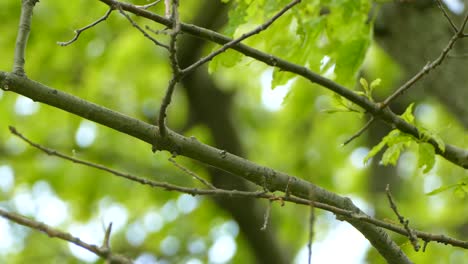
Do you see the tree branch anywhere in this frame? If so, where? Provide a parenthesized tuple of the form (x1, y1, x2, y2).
(0, 208, 132, 264)
(158, 0, 181, 137)
(117, 7, 169, 49)
(57, 8, 114, 47)
(386, 185, 420, 252)
(10, 125, 467, 251)
(180, 0, 301, 75)
(12, 0, 40, 76)
(97, 0, 468, 169)
(381, 10, 468, 107)
(0, 71, 412, 264)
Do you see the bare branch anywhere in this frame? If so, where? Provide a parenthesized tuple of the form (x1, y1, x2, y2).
(381, 10, 468, 108)
(386, 185, 420, 252)
(435, 0, 458, 33)
(158, 0, 181, 138)
(168, 157, 216, 189)
(180, 0, 301, 75)
(117, 7, 169, 49)
(2, 1, 468, 262)
(57, 8, 113, 47)
(0, 208, 132, 264)
(102, 223, 113, 250)
(4, 68, 468, 264)
(342, 117, 375, 146)
(12, 0, 40, 76)
(8, 124, 468, 251)
(136, 0, 162, 10)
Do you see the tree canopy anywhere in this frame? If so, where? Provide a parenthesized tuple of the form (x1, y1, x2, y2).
(0, 0, 467, 263)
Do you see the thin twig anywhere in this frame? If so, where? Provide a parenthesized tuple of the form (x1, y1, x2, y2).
(145, 25, 171, 35)
(386, 184, 420, 251)
(158, 0, 181, 137)
(342, 117, 375, 146)
(158, 77, 179, 138)
(435, 0, 458, 33)
(180, 0, 301, 76)
(136, 0, 162, 10)
(102, 223, 113, 250)
(381, 11, 468, 108)
(12, 0, 40, 76)
(9, 125, 468, 249)
(57, 8, 113, 47)
(117, 7, 169, 49)
(168, 157, 216, 189)
(422, 240, 429, 252)
(0, 208, 132, 264)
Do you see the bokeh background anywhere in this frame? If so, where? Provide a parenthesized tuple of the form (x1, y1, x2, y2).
(0, 0, 467, 263)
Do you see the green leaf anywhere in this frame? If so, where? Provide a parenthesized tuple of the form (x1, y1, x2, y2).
(417, 127, 446, 153)
(426, 183, 459, 196)
(370, 78, 381, 94)
(271, 68, 295, 89)
(401, 103, 415, 124)
(358, 77, 380, 101)
(384, 129, 411, 145)
(335, 38, 371, 86)
(381, 143, 403, 166)
(208, 49, 243, 73)
(332, 93, 346, 108)
(418, 142, 435, 173)
(364, 129, 413, 166)
(422, 128, 446, 153)
(364, 138, 387, 164)
(223, 1, 249, 36)
(426, 179, 467, 196)
(360, 78, 369, 93)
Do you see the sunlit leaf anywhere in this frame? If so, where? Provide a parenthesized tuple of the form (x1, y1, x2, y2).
(360, 77, 369, 93)
(369, 78, 381, 94)
(426, 183, 458, 196)
(271, 68, 295, 89)
(364, 138, 387, 164)
(382, 143, 403, 166)
(401, 103, 415, 124)
(418, 142, 435, 173)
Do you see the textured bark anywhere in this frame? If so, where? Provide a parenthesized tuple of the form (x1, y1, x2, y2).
(2, 1, 427, 262)
(1, 69, 414, 264)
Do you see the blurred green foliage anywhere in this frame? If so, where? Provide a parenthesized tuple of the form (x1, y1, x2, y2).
(0, 0, 467, 263)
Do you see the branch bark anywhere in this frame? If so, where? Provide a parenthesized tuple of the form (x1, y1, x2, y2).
(0, 71, 412, 264)
(12, 0, 39, 76)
